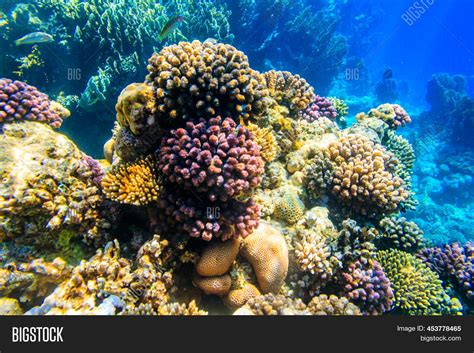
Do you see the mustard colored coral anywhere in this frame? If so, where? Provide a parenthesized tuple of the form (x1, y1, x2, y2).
(196, 238, 240, 277)
(246, 122, 279, 162)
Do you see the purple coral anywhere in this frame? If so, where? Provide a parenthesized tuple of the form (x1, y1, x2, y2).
(339, 260, 394, 315)
(158, 116, 264, 202)
(0, 78, 63, 128)
(298, 95, 337, 122)
(417, 242, 473, 303)
(392, 104, 412, 128)
(80, 155, 105, 186)
(154, 187, 260, 241)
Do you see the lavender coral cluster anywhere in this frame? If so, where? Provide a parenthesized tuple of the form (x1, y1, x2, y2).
(0, 78, 65, 128)
(298, 95, 337, 122)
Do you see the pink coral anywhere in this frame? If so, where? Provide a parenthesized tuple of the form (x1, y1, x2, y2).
(298, 95, 337, 122)
(0, 79, 63, 128)
(392, 104, 412, 128)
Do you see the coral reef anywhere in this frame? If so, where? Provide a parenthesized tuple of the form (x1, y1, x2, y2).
(274, 191, 305, 225)
(246, 122, 279, 162)
(196, 238, 240, 277)
(357, 103, 411, 130)
(298, 95, 337, 123)
(235, 294, 307, 315)
(0, 78, 68, 128)
(306, 294, 362, 315)
(193, 274, 232, 296)
(263, 70, 314, 112)
(377, 249, 462, 315)
(377, 217, 425, 253)
(146, 40, 269, 122)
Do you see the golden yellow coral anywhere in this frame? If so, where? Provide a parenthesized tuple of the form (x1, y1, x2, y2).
(224, 282, 261, 309)
(241, 222, 289, 293)
(263, 70, 314, 112)
(196, 238, 240, 277)
(246, 122, 279, 162)
(116, 83, 155, 136)
(193, 274, 232, 295)
(274, 190, 305, 225)
(101, 155, 160, 206)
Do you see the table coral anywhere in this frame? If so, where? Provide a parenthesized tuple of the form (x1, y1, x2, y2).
(417, 242, 473, 305)
(0, 78, 68, 128)
(158, 116, 264, 202)
(377, 217, 425, 253)
(377, 249, 462, 315)
(101, 155, 161, 206)
(263, 70, 315, 113)
(146, 40, 269, 122)
(241, 222, 289, 293)
(298, 95, 337, 123)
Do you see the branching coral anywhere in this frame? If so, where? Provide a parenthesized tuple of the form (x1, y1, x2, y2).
(246, 122, 279, 162)
(337, 219, 377, 264)
(146, 40, 269, 122)
(298, 95, 337, 122)
(101, 155, 161, 206)
(417, 242, 473, 305)
(306, 294, 362, 315)
(377, 217, 425, 253)
(338, 259, 394, 315)
(377, 249, 462, 315)
(263, 70, 314, 113)
(0, 78, 67, 128)
(236, 294, 307, 315)
(328, 97, 349, 119)
(158, 116, 264, 202)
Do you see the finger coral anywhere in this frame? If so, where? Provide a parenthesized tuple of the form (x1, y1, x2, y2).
(377, 216, 425, 253)
(0, 78, 67, 128)
(241, 222, 289, 293)
(155, 188, 260, 241)
(306, 294, 362, 315)
(146, 40, 269, 122)
(101, 155, 161, 206)
(417, 242, 473, 306)
(263, 70, 315, 112)
(115, 82, 156, 136)
(158, 116, 264, 202)
(338, 259, 394, 315)
(298, 95, 337, 122)
(377, 249, 462, 315)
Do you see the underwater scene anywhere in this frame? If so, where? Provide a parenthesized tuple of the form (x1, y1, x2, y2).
(0, 0, 472, 316)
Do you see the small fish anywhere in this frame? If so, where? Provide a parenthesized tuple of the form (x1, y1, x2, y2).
(0, 19, 8, 27)
(383, 68, 393, 80)
(159, 16, 184, 41)
(15, 32, 54, 46)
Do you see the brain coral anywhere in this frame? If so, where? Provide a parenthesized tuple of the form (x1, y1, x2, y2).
(193, 274, 232, 296)
(241, 222, 289, 293)
(339, 259, 394, 315)
(298, 95, 337, 122)
(196, 238, 241, 277)
(263, 70, 315, 112)
(158, 116, 264, 202)
(224, 282, 261, 309)
(0, 78, 68, 128)
(377, 249, 462, 315)
(377, 216, 425, 253)
(417, 242, 473, 305)
(0, 121, 111, 246)
(146, 40, 269, 122)
(274, 191, 305, 225)
(101, 155, 161, 206)
(155, 187, 260, 241)
(115, 82, 156, 136)
(318, 134, 409, 217)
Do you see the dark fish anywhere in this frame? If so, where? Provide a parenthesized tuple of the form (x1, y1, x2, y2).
(383, 68, 393, 80)
(159, 16, 184, 41)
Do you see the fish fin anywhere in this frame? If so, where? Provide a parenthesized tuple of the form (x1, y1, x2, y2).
(14, 39, 22, 46)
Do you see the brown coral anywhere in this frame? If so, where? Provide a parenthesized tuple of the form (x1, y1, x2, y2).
(101, 155, 161, 206)
(193, 274, 232, 295)
(307, 294, 362, 315)
(224, 282, 261, 309)
(196, 238, 241, 277)
(241, 222, 289, 293)
(146, 40, 269, 121)
(263, 70, 315, 112)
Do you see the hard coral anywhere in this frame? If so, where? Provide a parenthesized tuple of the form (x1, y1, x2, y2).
(224, 282, 261, 309)
(0, 78, 67, 128)
(377, 217, 425, 253)
(115, 82, 156, 136)
(298, 95, 337, 122)
(158, 116, 264, 202)
(101, 155, 161, 206)
(146, 40, 269, 121)
(263, 70, 315, 112)
(237, 294, 307, 315)
(246, 122, 279, 162)
(193, 274, 232, 296)
(357, 103, 411, 130)
(241, 222, 289, 293)
(306, 294, 362, 315)
(196, 238, 241, 277)
(377, 249, 462, 315)
(274, 191, 305, 225)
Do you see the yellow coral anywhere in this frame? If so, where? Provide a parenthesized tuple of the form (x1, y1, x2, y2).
(274, 190, 305, 225)
(241, 222, 289, 293)
(193, 274, 232, 296)
(101, 155, 160, 206)
(224, 282, 261, 309)
(196, 238, 240, 277)
(246, 122, 279, 162)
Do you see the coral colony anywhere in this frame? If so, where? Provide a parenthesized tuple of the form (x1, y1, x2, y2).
(0, 0, 472, 317)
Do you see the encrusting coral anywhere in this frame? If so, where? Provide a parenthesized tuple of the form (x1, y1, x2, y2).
(101, 155, 161, 206)
(157, 116, 264, 202)
(146, 40, 269, 122)
(241, 222, 289, 293)
(377, 249, 462, 315)
(0, 78, 69, 128)
(263, 70, 315, 113)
